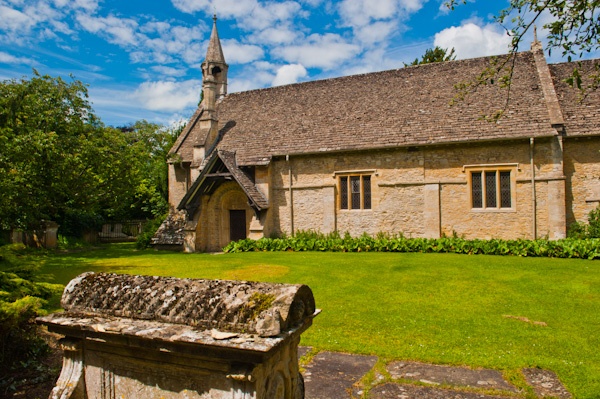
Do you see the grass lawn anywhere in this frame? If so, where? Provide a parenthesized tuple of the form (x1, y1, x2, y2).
(35, 243, 600, 398)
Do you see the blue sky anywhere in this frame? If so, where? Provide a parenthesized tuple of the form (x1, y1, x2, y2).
(0, 0, 594, 127)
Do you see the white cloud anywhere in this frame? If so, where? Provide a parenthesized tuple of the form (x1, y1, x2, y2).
(248, 26, 300, 45)
(272, 63, 307, 86)
(227, 61, 279, 92)
(76, 14, 140, 47)
(0, 0, 101, 44)
(171, 0, 302, 32)
(129, 79, 202, 112)
(151, 65, 188, 77)
(434, 22, 511, 59)
(74, 13, 209, 66)
(354, 20, 397, 44)
(222, 39, 264, 64)
(300, 0, 325, 6)
(0, 5, 35, 32)
(338, 0, 424, 27)
(243, 1, 302, 30)
(51, 0, 99, 12)
(0, 51, 35, 65)
(170, 0, 212, 14)
(272, 33, 360, 69)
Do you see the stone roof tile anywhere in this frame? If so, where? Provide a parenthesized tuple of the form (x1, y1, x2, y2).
(549, 59, 600, 137)
(176, 52, 564, 165)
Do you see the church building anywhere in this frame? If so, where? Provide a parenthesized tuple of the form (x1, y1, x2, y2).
(153, 17, 600, 252)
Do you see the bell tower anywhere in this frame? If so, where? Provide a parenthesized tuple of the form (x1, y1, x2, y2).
(202, 15, 228, 105)
(194, 15, 228, 168)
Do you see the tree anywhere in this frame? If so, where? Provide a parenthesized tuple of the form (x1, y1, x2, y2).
(0, 72, 138, 231)
(446, 0, 600, 117)
(446, 1, 599, 59)
(117, 120, 183, 220)
(406, 46, 456, 66)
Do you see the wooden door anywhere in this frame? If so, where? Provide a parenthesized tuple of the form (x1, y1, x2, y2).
(229, 210, 246, 242)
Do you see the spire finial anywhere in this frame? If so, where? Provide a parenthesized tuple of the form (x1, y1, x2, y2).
(530, 24, 542, 51)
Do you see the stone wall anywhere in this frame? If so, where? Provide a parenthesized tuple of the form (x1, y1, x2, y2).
(168, 162, 191, 209)
(267, 137, 566, 240)
(177, 134, 595, 250)
(564, 136, 600, 228)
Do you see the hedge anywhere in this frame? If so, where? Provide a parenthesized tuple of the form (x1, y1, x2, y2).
(223, 231, 600, 260)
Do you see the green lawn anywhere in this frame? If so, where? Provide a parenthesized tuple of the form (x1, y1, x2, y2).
(36, 244, 600, 398)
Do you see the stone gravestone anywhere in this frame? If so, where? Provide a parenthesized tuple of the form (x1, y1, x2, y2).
(38, 272, 318, 399)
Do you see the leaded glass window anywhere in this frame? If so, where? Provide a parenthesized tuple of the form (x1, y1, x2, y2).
(500, 171, 511, 208)
(339, 174, 372, 210)
(340, 176, 348, 209)
(470, 169, 513, 209)
(471, 172, 482, 208)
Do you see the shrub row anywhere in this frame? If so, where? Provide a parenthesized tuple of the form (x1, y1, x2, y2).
(223, 231, 600, 260)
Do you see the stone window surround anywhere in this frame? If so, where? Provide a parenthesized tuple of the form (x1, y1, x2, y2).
(334, 169, 376, 211)
(464, 164, 518, 212)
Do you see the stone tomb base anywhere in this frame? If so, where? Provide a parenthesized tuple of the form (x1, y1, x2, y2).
(39, 272, 318, 399)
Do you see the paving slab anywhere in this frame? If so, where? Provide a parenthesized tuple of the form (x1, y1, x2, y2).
(387, 361, 517, 393)
(522, 368, 572, 398)
(303, 351, 378, 399)
(369, 383, 512, 399)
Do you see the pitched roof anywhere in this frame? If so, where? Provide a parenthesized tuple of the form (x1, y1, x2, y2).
(175, 51, 570, 166)
(549, 59, 600, 137)
(178, 150, 268, 213)
(169, 105, 203, 161)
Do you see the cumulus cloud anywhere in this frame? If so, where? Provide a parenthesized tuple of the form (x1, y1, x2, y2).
(0, 0, 100, 44)
(76, 14, 140, 46)
(130, 79, 202, 112)
(75, 13, 209, 66)
(338, 0, 424, 27)
(354, 20, 397, 45)
(248, 26, 300, 45)
(171, 0, 302, 32)
(272, 63, 307, 86)
(0, 5, 36, 33)
(272, 33, 360, 69)
(221, 39, 264, 64)
(434, 22, 511, 59)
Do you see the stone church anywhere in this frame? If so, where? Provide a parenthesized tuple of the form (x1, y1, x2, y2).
(152, 17, 600, 252)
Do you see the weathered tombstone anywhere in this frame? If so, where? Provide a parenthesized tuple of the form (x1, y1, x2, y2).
(42, 221, 59, 249)
(38, 272, 318, 399)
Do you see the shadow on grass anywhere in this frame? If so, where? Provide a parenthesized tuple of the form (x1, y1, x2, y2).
(37, 243, 165, 309)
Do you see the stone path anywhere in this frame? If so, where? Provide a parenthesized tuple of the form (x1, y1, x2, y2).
(299, 348, 572, 399)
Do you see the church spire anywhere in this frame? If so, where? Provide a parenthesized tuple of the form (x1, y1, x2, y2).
(202, 14, 228, 101)
(206, 15, 226, 65)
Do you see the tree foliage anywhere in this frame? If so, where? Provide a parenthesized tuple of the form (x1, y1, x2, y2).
(406, 46, 456, 66)
(446, 0, 599, 58)
(0, 73, 182, 234)
(0, 72, 132, 230)
(117, 120, 182, 220)
(446, 0, 600, 117)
